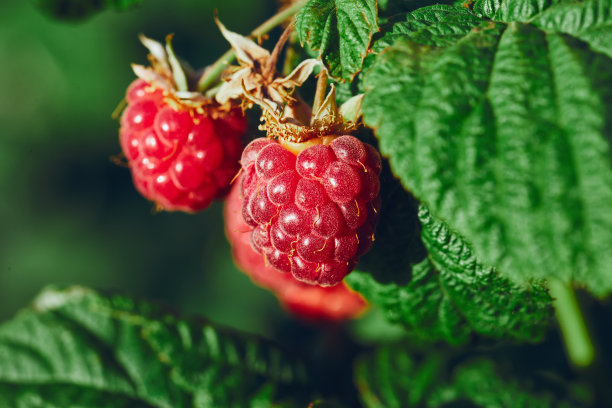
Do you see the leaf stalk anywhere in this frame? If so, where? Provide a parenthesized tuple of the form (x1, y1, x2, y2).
(548, 278, 595, 368)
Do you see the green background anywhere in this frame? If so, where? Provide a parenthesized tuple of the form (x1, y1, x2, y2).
(0, 0, 290, 334)
(1, 1, 612, 405)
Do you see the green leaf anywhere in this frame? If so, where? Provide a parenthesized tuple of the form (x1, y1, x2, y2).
(0, 286, 310, 407)
(296, 0, 379, 80)
(373, 4, 483, 51)
(362, 5, 612, 295)
(355, 344, 594, 408)
(34, 0, 142, 21)
(355, 345, 444, 408)
(471, 0, 612, 57)
(471, 0, 560, 22)
(347, 183, 553, 344)
(532, 0, 612, 58)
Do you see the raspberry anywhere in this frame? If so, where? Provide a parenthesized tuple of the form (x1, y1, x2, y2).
(224, 180, 367, 321)
(119, 79, 247, 212)
(239, 135, 381, 287)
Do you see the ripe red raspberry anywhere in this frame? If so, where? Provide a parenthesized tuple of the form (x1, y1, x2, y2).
(119, 79, 247, 212)
(225, 179, 367, 321)
(239, 136, 381, 287)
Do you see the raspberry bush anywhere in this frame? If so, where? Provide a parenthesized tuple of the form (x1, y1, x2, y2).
(2, 0, 611, 406)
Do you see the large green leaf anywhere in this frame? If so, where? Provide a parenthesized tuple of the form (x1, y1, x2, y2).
(296, 0, 379, 80)
(34, 0, 142, 20)
(471, 0, 612, 57)
(373, 4, 483, 51)
(355, 344, 593, 408)
(347, 180, 553, 344)
(362, 2, 612, 296)
(532, 0, 612, 58)
(0, 286, 310, 407)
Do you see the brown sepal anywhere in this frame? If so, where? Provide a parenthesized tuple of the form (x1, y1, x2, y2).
(132, 34, 236, 115)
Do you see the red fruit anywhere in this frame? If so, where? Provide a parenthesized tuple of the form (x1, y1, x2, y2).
(255, 143, 296, 179)
(119, 79, 247, 212)
(330, 135, 367, 164)
(238, 136, 381, 287)
(295, 178, 328, 209)
(225, 181, 367, 321)
(296, 144, 334, 179)
(323, 161, 361, 204)
(267, 170, 299, 205)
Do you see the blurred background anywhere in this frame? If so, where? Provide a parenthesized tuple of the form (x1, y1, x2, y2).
(3, 2, 612, 406)
(0, 0, 293, 335)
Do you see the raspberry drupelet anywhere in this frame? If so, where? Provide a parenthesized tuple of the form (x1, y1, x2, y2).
(120, 79, 247, 213)
(225, 179, 367, 321)
(239, 135, 381, 287)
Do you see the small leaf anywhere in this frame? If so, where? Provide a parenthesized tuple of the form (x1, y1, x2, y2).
(355, 345, 445, 408)
(296, 0, 379, 80)
(419, 206, 553, 341)
(339, 94, 365, 123)
(362, 4, 612, 295)
(0, 286, 311, 407)
(355, 344, 594, 408)
(347, 175, 553, 344)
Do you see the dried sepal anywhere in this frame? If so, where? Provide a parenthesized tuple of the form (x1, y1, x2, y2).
(131, 63, 174, 93)
(311, 85, 342, 127)
(213, 18, 360, 144)
(215, 18, 321, 112)
(216, 18, 271, 68)
(138, 34, 170, 72)
(261, 86, 359, 143)
(164, 34, 188, 92)
(272, 58, 321, 91)
(130, 34, 235, 114)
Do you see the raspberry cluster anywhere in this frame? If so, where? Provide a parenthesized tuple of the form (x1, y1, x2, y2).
(120, 79, 247, 212)
(240, 136, 381, 286)
(225, 180, 367, 320)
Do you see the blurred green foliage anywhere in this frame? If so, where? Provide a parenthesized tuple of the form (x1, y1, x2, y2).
(0, 0, 289, 335)
(34, 0, 142, 21)
(2, 1, 612, 405)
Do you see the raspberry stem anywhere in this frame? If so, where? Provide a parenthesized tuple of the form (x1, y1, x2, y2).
(198, 0, 307, 93)
(282, 31, 299, 76)
(548, 278, 595, 368)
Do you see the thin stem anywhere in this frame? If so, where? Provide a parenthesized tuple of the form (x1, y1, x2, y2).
(282, 31, 299, 76)
(312, 68, 328, 116)
(198, 0, 307, 92)
(264, 24, 293, 80)
(548, 278, 595, 368)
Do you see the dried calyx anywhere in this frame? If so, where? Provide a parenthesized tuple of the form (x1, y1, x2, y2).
(215, 19, 365, 144)
(132, 35, 231, 115)
(214, 18, 319, 111)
